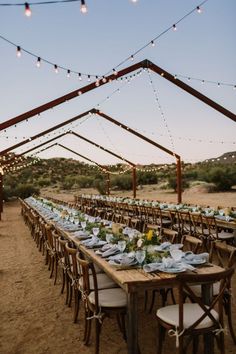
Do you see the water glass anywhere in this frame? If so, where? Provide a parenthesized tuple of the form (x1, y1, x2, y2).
(118, 240, 126, 253)
(106, 233, 113, 244)
(92, 227, 100, 237)
(135, 250, 146, 267)
(81, 221, 86, 230)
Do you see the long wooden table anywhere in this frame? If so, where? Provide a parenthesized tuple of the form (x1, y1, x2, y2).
(59, 227, 224, 354)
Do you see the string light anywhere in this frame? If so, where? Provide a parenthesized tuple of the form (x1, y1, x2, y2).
(54, 64, 59, 73)
(172, 24, 177, 31)
(16, 46, 21, 57)
(80, 0, 88, 14)
(67, 69, 70, 78)
(196, 6, 202, 13)
(36, 57, 41, 68)
(24, 2, 32, 17)
(2, 2, 233, 89)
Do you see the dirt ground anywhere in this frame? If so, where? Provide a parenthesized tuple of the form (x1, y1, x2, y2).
(0, 201, 236, 354)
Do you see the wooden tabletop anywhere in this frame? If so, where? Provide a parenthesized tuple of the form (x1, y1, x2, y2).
(59, 227, 224, 294)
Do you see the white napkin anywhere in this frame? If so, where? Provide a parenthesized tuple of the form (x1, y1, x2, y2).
(102, 245, 120, 258)
(183, 252, 209, 262)
(143, 262, 162, 273)
(73, 230, 88, 237)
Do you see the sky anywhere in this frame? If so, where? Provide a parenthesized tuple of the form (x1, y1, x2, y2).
(0, 0, 235, 167)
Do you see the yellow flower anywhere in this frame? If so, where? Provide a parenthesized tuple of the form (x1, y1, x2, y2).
(146, 230, 153, 241)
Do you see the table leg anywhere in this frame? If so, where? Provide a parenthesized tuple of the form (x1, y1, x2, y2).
(127, 291, 139, 354)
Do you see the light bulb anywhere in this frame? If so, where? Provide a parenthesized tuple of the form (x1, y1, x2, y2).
(173, 24, 177, 31)
(67, 69, 71, 78)
(24, 3, 32, 17)
(54, 64, 59, 73)
(16, 46, 22, 57)
(151, 40, 155, 47)
(87, 75, 91, 82)
(36, 57, 41, 68)
(196, 6, 202, 14)
(130, 55, 134, 61)
(80, 0, 88, 14)
(78, 73, 82, 80)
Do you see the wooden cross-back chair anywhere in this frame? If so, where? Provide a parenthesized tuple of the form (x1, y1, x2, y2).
(186, 241, 236, 345)
(76, 254, 127, 354)
(156, 267, 234, 354)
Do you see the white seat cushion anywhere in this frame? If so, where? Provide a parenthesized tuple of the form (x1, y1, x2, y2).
(89, 288, 127, 308)
(79, 273, 118, 290)
(156, 303, 218, 329)
(188, 282, 220, 297)
(218, 231, 234, 240)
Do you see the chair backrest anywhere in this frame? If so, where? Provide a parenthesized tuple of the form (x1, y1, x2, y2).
(161, 228, 178, 243)
(65, 242, 79, 280)
(181, 234, 203, 253)
(202, 215, 218, 239)
(190, 212, 204, 237)
(209, 241, 236, 268)
(76, 253, 99, 311)
(176, 267, 234, 337)
(178, 210, 192, 235)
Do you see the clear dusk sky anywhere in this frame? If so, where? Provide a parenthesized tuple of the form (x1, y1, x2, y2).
(0, 0, 235, 166)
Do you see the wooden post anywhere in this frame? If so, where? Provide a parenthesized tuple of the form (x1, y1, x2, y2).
(132, 167, 137, 199)
(0, 172, 3, 220)
(106, 173, 110, 196)
(176, 157, 182, 204)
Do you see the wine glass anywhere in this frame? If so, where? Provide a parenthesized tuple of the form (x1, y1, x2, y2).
(135, 250, 146, 268)
(81, 221, 86, 230)
(118, 240, 126, 253)
(106, 233, 113, 244)
(92, 227, 100, 242)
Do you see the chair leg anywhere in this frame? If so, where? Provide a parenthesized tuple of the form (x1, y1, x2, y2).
(73, 289, 80, 323)
(225, 296, 236, 344)
(54, 258, 58, 285)
(95, 318, 102, 354)
(60, 269, 65, 294)
(68, 283, 73, 307)
(65, 274, 70, 305)
(157, 322, 164, 354)
(49, 256, 55, 278)
(84, 310, 92, 345)
(120, 313, 127, 341)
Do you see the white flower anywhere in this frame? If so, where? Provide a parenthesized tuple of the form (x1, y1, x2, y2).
(137, 238, 143, 248)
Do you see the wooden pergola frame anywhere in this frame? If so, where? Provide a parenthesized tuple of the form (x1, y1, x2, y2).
(0, 59, 235, 218)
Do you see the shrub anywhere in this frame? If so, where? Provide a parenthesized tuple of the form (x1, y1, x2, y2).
(111, 175, 132, 190)
(3, 184, 40, 200)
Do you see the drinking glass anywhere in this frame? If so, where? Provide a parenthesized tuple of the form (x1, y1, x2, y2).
(135, 250, 146, 267)
(81, 221, 86, 230)
(106, 233, 113, 244)
(118, 240, 126, 253)
(92, 227, 100, 237)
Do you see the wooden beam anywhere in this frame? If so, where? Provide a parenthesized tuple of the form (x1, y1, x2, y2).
(0, 62, 145, 132)
(146, 60, 236, 123)
(0, 109, 95, 156)
(71, 131, 136, 167)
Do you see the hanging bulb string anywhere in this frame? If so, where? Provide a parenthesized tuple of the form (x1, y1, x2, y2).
(103, 0, 210, 75)
(2, 0, 235, 88)
(147, 69, 175, 153)
(0, 0, 80, 7)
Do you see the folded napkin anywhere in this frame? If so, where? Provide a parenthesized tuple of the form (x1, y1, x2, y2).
(115, 255, 136, 266)
(183, 252, 209, 262)
(102, 245, 120, 258)
(143, 262, 162, 273)
(81, 238, 106, 248)
(73, 230, 88, 237)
